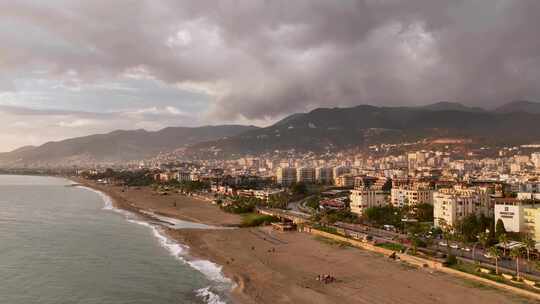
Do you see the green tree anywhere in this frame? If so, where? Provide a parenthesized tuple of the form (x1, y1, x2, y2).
(363, 206, 401, 227)
(499, 233, 509, 256)
(510, 247, 522, 278)
(290, 182, 308, 195)
(523, 235, 535, 272)
(496, 219, 506, 238)
(488, 246, 501, 275)
(438, 218, 453, 254)
(267, 193, 289, 209)
(410, 234, 420, 255)
(305, 196, 320, 210)
(457, 214, 480, 243)
(414, 203, 434, 222)
(478, 232, 490, 249)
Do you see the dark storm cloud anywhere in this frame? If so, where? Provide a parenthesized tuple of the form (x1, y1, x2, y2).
(1, 0, 540, 122)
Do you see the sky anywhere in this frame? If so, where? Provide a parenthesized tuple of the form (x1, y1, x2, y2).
(1, 0, 540, 152)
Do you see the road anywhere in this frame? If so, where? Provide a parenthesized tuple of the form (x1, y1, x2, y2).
(433, 243, 540, 277)
(287, 195, 315, 214)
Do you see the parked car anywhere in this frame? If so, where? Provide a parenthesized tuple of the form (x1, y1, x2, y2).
(383, 225, 396, 232)
(438, 241, 448, 247)
(450, 243, 459, 249)
(435, 251, 447, 258)
(461, 247, 471, 252)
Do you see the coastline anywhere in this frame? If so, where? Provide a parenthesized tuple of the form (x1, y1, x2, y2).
(73, 178, 535, 304)
(72, 178, 240, 304)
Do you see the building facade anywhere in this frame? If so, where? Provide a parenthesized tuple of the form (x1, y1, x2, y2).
(297, 167, 316, 184)
(276, 167, 297, 186)
(335, 174, 354, 188)
(433, 186, 490, 227)
(315, 167, 334, 184)
(391, 187, 433, 207)
(350, 189, 389, 216)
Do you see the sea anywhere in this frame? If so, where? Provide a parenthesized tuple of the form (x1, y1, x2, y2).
(0, 175, 232, 304)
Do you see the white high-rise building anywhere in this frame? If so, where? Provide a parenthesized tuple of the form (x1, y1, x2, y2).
(315, 167, 333, 184)
(276, 167, 297, 186)
(297, 167, 316, 184)
(532, 152, 540, 169)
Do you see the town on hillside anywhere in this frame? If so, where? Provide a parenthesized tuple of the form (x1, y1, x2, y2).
(15, 144, 540, 292)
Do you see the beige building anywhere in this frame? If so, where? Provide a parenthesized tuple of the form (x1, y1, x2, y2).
(350, 189, 389, 216)
(335, 174, 354, 188)
(332, 166, 350, 182)
(391, 187, 433, 207)
(433, 186, 490, 227)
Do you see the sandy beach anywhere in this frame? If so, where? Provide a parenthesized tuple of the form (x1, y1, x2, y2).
(79, 180, 534, 304)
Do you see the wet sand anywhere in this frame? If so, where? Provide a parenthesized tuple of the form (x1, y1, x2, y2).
(78, 180, 241, 227)
(79, 180, 533, 304)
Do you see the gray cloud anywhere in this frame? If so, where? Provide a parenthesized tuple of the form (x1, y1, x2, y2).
(1, 0, 540, 124)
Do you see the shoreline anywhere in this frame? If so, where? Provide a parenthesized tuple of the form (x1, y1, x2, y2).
(72, 178, 241, 304)
(73, 178, 534, 304)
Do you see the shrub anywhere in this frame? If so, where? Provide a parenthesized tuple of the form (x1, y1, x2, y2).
(444, 254, 458, 266)
(312, 224, 339, 235)
(241, 214, 279, 227)
(376, 242, 406, 252)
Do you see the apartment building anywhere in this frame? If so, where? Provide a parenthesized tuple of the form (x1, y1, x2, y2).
(315, 167, 334, 184)
(433, 186, 490, 227)
(297, 167, 316, 184)
(276, 167, 297, 186)
(335, 174, 354, 188)
(350, 188, 389, 216)
(391, 187, 433, 207)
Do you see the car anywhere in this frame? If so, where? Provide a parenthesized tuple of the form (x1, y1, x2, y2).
(461, 247, 471, 252)
(435, 251, 447, 258)
(383, 225, 396, 232)
(438, 241, 448, 247)
(484, 252, 495, 259)
(450, 244, 459, 249)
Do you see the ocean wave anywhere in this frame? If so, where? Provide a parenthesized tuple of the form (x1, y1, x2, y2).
(127, 217, 233, 287)
(196, 287, 227, 304)
(77, 185, 233, 303)
(76, 186, 115, 211)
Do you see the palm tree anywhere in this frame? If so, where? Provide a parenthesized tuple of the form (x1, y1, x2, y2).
(488, 246, 501, 275)
(499, 233, 509, 256)
(438, 218, 452, 253)
(510, 247, 522, 278)
(478, 232, 490, 249)
(523, 236, 535, 272)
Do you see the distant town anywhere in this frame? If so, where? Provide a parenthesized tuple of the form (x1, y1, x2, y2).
(7, 142, 540, 292)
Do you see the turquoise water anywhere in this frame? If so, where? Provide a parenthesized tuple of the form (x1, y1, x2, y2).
(0, 175, 231, 304)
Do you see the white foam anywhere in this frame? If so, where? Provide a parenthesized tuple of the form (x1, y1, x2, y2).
(77, 185, 234, 303)
(77, 186, 116, 211)
(196, 287, 227, 304)
(140, 210, 223, 230)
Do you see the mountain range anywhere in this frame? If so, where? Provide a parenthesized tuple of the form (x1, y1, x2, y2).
(2, 100, 540, 166)
(0, 125, 257, 166)
(187, 101, 540, 156)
